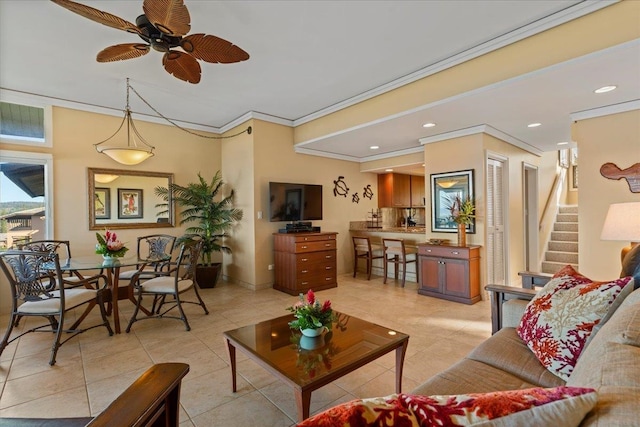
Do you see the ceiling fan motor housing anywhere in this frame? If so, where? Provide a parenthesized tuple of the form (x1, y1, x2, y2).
(135, 14, 181, 52)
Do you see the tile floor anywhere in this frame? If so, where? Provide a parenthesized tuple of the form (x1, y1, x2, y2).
(0, 273, 492, 426)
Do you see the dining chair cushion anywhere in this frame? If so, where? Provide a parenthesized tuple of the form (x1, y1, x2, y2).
(17, 289, 97, 314)
(119, 267, 161, 280)
(140, 277, 194, 294)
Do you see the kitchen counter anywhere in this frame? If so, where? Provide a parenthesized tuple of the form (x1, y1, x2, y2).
(350, 222, 426, 234)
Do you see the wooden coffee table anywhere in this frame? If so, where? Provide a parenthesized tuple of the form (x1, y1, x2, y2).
(223, 312, 409, 422)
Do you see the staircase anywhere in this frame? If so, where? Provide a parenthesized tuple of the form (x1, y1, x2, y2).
(542, 205, 579, 274)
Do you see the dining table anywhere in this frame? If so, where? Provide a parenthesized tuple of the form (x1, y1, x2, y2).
(49, 254, 169, 334)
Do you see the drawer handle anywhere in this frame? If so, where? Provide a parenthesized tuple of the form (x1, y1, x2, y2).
(426, 249, 432, 252)
(325, 255, 332, 259)
(304, 237, 308, 241)
(301, 258, 308, 262)
(325, 243, 331, 247)
(325, 266, 332, 270)
(325, 277, 331, 281)
(301, 245, 308, 249)
(301, 281, 308, 285)
(301, 270, 308, 273)
(451, 251, 459, 255)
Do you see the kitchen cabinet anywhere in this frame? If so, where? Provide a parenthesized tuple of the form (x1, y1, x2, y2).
(378, 173, 411, 207)
(410, 175, 425, 207)
(273, 232, 337, 295)
(417, 243, 481, 304)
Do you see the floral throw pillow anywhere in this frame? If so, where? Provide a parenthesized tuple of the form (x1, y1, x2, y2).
(296, 386, 597, 427)
(517, 265, 633, 380)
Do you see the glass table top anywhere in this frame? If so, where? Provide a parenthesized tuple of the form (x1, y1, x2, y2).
(223, 312, 409, 387)
(43, 255, 170, 271)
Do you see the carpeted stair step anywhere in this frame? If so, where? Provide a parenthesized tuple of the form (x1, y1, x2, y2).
(559, 205, 578, 214)
(542, 261, 579, 274)
(546, 251, 579, 264)
(556, 213, 578, 223)
(548, 241, 579, 252)
(554, 222, 578, 232)
(550, 231, 579, 242)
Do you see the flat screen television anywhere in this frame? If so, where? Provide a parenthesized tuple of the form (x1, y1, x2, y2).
(269, 182, 323, 222)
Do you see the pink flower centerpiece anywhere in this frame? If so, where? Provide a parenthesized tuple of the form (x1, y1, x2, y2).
(287, 289, 335, 333)
(95, 230, 128, 258)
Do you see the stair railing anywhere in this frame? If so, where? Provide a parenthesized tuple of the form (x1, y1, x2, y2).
(538, 167, 567, 264)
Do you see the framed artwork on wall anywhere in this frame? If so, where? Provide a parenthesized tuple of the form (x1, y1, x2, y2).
(430, 169, 475, 233)
(118, 188, 143, 219)
(94, 188, 110, 220)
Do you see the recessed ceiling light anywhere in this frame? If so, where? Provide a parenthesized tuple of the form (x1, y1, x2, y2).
(557, 142, 569, 146)
(385, 168, 393, 172)
(594, 85, 617, 94)
(370, 145, 379, 150)
(527, 123, 542, 128)
(422, 123, 436, 128)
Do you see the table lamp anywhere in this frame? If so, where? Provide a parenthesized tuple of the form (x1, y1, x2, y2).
(600, 202, 640, 263)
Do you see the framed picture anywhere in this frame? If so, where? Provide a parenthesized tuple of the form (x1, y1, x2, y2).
(430, 169, 475, 233)
(118, 188, 143, 219)
(559, 149, 569, 168)
(94, 188, 111, 220)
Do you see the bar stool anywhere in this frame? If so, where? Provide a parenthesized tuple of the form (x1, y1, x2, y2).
(382, 238, 419, 287)
(352, 236, 384, 280)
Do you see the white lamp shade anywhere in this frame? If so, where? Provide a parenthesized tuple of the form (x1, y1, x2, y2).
(600, 202, 640, 241)
(94, 174, 119, 183)
(98, 148, 154, 166)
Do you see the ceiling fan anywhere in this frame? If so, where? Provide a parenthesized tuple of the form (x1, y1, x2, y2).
(51, 0, 249, 84)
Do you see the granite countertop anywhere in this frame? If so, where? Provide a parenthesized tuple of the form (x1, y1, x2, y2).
(350, 226, 427, 234)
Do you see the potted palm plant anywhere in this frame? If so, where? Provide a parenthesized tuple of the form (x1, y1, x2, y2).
(156, 171, 243, 288)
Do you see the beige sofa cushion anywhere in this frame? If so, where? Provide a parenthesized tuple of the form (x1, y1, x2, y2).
(468, 327, 566, 388)
(411, 358, 545, 396)
(567, 288, 640, 426)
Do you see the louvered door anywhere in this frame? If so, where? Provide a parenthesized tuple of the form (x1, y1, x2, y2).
(487, 158, 506, 285)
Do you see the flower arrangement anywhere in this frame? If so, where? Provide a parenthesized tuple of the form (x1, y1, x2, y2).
(295, 338, 338, 379)
(447, 195, 475, 225)
(95, 230, 128, 258)
(287, 289, 335, 331)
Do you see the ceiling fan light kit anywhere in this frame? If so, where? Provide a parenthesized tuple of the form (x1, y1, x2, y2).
(51, 0, 249, 84)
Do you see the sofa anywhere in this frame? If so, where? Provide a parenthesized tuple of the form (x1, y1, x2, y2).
(298, 263, 639, 426)
(411, 270, 639, 426)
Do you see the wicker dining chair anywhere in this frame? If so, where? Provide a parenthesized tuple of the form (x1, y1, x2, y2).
(0, 250, 113, 365)
(126, 239, 209, 332)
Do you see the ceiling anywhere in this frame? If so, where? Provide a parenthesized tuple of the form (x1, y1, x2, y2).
(1, 1, 639, 171)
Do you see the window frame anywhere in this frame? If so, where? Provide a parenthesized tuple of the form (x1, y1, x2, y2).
(0, 93, 53, 148)
(0, 150, 54, 240)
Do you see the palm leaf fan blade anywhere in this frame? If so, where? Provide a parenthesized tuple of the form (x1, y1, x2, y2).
(50, 0, 141, 34)
(97, 44, 150, 62)
(143, 0, 190, 37)
(162, 51, 201, 84)
(181, 34, 250, 63)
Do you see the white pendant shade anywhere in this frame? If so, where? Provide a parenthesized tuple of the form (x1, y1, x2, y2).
(94, 174, 120, 183)
(96, 147, 154, 166)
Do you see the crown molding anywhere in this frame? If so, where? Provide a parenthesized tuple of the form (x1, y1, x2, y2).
(571, 99, 640, 121)
(419, 124, 543, 156)
(220, 111, 293, 132)
(293, 147, 361, 162)
(0, 88, 222, 134)
(293, 0, 618, 126)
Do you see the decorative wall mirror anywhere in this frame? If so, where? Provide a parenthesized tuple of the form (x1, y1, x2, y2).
(88, 167, 174, 230)
(430, 169, 475, 233)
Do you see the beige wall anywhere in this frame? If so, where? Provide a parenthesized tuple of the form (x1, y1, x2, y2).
(0, 106, 221, 314)
(573, 109, 640, 280)
(294, 1, 640, 145)
(251, 119, 379, 290)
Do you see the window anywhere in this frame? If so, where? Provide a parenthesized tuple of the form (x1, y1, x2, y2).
(0, 151, 53, 250)
(0, 101, 52, 147)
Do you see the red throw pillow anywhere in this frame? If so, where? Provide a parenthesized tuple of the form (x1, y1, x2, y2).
(297, 386, 597, 427)
(517, 265, 633, 380)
